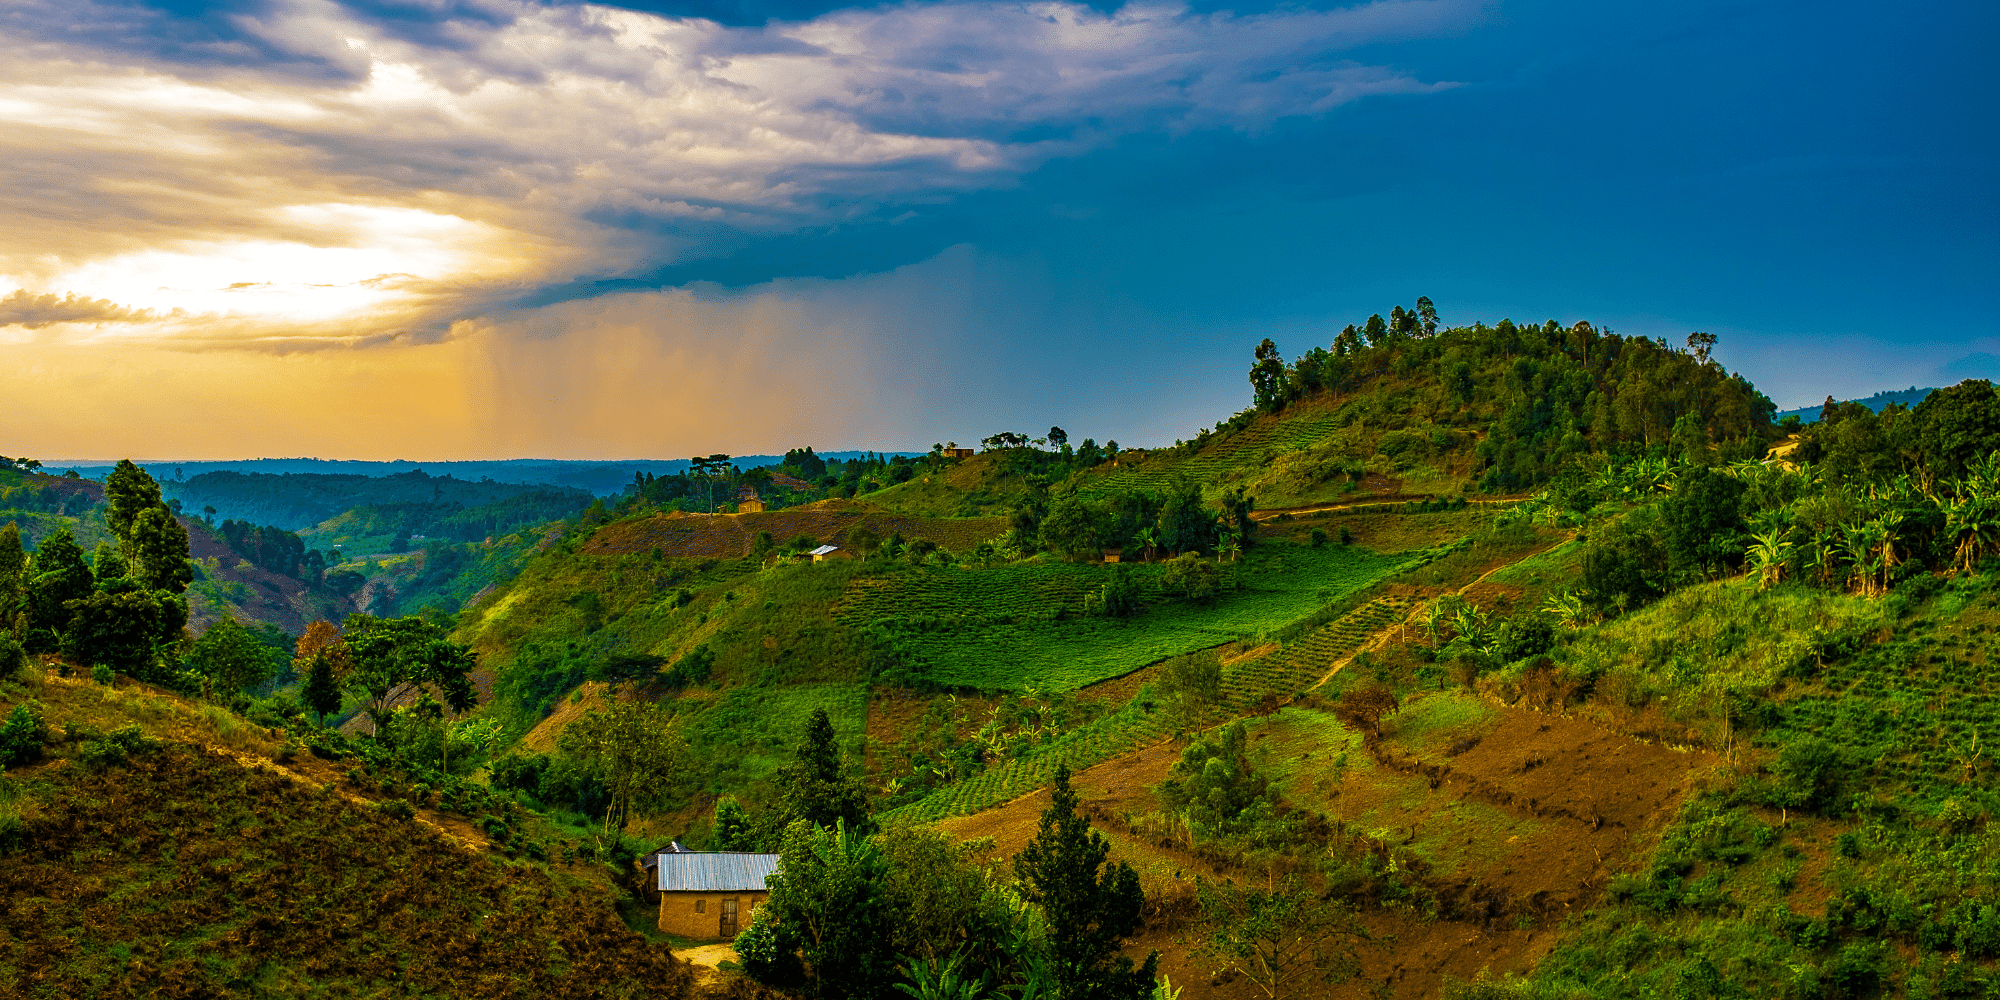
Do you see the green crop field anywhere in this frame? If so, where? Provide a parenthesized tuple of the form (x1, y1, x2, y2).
(879, 596, 1435, 825)
(838, 543, 1431, 691)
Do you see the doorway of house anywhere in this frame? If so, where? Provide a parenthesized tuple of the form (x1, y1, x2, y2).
(720, 898, 738, 938)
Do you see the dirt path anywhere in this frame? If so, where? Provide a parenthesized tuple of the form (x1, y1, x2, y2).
(679, 943, 738, 968)
(1304, 536, 1569, 694)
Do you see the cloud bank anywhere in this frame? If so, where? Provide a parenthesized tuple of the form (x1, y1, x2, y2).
(0, 0, 1473, 349)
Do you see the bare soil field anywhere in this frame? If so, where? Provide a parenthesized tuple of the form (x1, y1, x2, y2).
(936, 693, 1718, 1000)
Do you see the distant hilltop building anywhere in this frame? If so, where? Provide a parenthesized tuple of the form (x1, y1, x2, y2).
(944, 447, 975, 459)
(809, 544, 839, 562)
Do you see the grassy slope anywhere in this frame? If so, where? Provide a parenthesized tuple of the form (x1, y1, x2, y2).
(1071, 381, 1484, 508)
(0, 670, 697, 1000)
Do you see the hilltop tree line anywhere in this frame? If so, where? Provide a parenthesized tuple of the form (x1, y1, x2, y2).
(1246, 297, 1777, 491)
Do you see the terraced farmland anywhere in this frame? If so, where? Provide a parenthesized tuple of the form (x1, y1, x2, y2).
(838, 545, 1431, 691)
(881, 597, 1418, 824)
(1219, 596, 1415, 707)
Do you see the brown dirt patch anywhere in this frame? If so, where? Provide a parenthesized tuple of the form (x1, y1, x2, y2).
(926, 695, 1717, 1000)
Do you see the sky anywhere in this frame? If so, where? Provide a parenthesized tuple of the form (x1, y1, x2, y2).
(2, 0, 1995, 460)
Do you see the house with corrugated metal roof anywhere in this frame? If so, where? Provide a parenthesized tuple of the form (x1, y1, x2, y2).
(640, 846, 780, 939)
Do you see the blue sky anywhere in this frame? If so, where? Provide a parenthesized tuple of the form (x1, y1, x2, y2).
(0, 0, 1993, 459)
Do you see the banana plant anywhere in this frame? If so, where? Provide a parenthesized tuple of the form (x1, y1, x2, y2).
(1747, 530, 1795, 591)
(1134, 526, 1160, 563)
(897, 951, 991, 1000)
(1542, 590, 1594, 629)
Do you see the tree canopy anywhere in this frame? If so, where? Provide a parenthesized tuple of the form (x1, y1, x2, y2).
(1013, 765, 1156, 1000)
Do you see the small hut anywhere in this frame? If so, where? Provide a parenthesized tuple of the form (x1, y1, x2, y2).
(641, 848, 780, 939)
(809, 544, 840, 562)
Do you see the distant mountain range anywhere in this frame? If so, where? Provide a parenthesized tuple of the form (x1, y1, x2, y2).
(47, 454, 907, 497)
(1774, 386, 1937, 425)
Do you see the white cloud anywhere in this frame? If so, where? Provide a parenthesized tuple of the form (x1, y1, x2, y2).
(0, 0, 1477, 346)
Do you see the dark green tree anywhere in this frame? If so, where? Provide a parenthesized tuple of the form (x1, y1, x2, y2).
(186, 616, 277, 696)
(343, 613, 478, 734)
(779, 707, 872, 834)
(1915, 379, 2000, 481)
(1580, 517, 1669, 615)
(712, 795, 756, 851)
(1219, 485, 1257, 549)
(1157, 478, 1216, 555)
(1361, 313, 1389, 346)
(760, 818, 892, 1000)
(1659, 466, 1748, 578)
(301, 650, 343, 724)
(1415, 295, 1439, 337)
(1156, 722, 1275, 838)
(1039, 495, 1109, 561)
(102, 459, 163, 543)
(91, 540, 127, 584)
(1014, 766, 1157, 1000)
(0, 521, 24, 598)
(1248, 338, 1287, 411)
(62, 589, 179, 675)
(26, 528, 94, 640)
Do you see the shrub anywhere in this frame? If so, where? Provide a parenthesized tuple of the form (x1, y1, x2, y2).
(0, 703, 50, 767)
(90, 664, 115, 686)
(75, 724, 157, 770)
(1492, 614, 1557, 663)
(1086, 566, 1143, 618)
(1769, 736, 1851, 814)
(0, 635, 26, 681)
(1309, 527, 1328, 547)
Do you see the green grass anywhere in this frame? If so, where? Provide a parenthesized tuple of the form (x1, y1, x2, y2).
(1383, 690, 1498, 755)
(683, 681, 869, 792)
(846, 543, 1429, 691)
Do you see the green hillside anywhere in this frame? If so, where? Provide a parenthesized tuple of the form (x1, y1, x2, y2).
(7, 311, 2000, 1000)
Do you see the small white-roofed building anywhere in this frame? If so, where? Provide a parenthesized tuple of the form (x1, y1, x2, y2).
(808, 544, 839, 562)
(640, 849, 780, 939)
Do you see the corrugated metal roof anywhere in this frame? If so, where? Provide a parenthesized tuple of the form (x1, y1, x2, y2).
(654, 852, 781, 893)
(809, 544, 839, 556)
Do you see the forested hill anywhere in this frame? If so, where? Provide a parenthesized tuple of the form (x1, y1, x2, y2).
(162, 469, 592, 532)
(1231, 306, 1778, 493)
(1775, 385, 1938, 425)
(866, 303, 1783, 527)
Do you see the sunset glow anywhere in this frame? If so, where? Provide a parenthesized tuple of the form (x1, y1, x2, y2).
(1, 0, 1991, 459)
